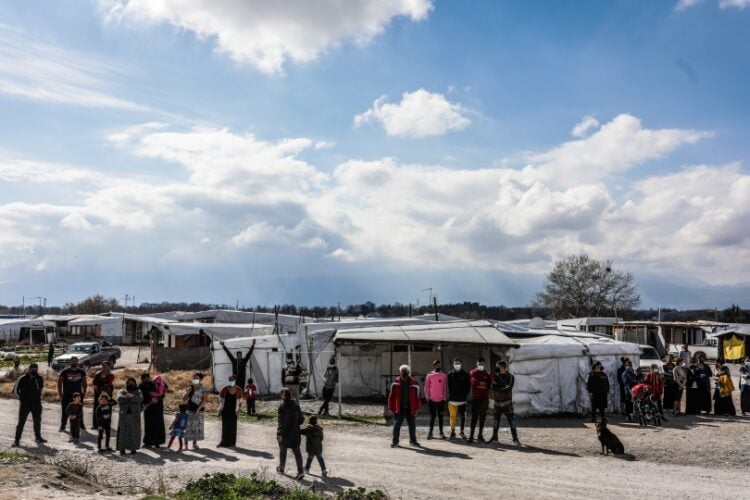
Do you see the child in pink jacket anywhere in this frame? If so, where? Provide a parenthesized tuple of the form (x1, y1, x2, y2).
(424, 360, 448, 439)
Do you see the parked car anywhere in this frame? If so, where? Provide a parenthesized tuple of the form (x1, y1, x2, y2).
(667, 337, 719, 361)
(51, 341, 121, 371)
(639, 345, 662, 372)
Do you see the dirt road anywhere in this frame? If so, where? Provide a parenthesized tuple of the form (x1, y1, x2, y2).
(2, 399, 749, 499)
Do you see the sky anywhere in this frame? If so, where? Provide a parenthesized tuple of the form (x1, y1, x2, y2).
(0, 0, 749, 309)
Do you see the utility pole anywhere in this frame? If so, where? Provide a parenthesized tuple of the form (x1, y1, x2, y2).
(121, 294, 129, 308)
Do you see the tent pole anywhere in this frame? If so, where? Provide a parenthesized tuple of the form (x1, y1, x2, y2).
(337, 348, 342, 418)
(407, 343, 412, 369)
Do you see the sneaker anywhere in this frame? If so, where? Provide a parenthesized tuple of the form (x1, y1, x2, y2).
(11, 440, 20, 447)
(35, 437, 47, 443)
(295, 472, 304, 481)
(449, 431, 456, 440)
(322, 469, 328, 478)
(513, 439, 521, 446)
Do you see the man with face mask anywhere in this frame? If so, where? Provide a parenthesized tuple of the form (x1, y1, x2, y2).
(318, 356, 339, 417)
(447, 357, 471, 440)
(13, 363, 46, 446)
(220, 339, 256, 392)
(468, 358, 491, 443)
(424, 360, 448, 439)
(490, 361, 520, 445)
(57, 356, 88, 432)
(387, 364, 421, 447)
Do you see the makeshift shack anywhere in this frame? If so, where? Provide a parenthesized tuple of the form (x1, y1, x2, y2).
(0, 318, 56, 344)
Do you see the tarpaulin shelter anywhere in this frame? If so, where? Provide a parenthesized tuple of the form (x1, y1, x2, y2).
(0, 318, 55, 343)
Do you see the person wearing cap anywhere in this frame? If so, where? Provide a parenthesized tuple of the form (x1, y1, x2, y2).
(387, 364, 421, 447)
(423, 359, 448, 439)
(468, 357, 491, 443)
(13, 363, 46, 446)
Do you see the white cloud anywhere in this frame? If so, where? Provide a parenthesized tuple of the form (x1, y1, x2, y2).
(571, 115, 599, 138)
(675, 0, 749, 9)
(354, 89, 471, 138)
(314, 140, 336, 150)
(0, 154, 105, 184)
(675, 0, 705, 10)
(100, 0, 433, 75)
(60, 213, 94, 231)
(0, 24, 146, 110)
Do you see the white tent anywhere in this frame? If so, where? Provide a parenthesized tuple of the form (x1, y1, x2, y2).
(508, 335, 641, 416)
(0, 318, 55, 343)
(160, 322, 274, 341)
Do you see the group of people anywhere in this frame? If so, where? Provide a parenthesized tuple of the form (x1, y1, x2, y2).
(387, 358, 520, 448)
(596, 345, 750, 423)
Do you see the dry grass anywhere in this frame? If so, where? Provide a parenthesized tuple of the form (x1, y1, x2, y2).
(0, 368, 219, 413)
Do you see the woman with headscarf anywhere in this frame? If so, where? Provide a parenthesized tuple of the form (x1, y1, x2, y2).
(182, 372, 207, 450)
(276, 387, 305, 480)
(142, 374, 167, 448)
(713, 365, 736, 417)
(117, 377, 143, 455)
(217, 374, 242, 447)
(693, 358, 713, 414)
(685, 363, 700, 415)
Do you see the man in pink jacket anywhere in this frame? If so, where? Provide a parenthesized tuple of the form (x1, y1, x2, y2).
(424, 360, 448, 439)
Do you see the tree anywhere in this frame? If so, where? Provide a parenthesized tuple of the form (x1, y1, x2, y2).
(535, 254, 640, 319)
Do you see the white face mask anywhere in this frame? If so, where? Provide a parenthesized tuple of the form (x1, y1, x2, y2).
(191, 379, 199, 385)
(453, 364, 462, 371)
(477, 365, 485, 371)
(228, 381, 236, 387)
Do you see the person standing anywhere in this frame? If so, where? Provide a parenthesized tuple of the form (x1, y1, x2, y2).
(678, 344, 692, 366)
(620, 360, 638, 420)
(47, 343, 54, 368)
(301, 415, 327, 477)
(116, 377, 143, 455)
(217, 375, 243, 447)
(447, 358, 470, 440)
(66, 393, 83, 443)
(714, 365, 736, 417)
(468, 358, 491, 443)
(91, 362, 114, 428)
(694, 357, 713, 414)
(277, 388, 305, 480)
(12, 363, 46, 447)
(95, 393, 115, 452)
(182, 372, 207, 450)
(220, 339, 256, 390)
(740, 356, 750, 416)
(490, 361, 520, 446)
(57, 356, 87, 432)
(141, 373, 167, 448)
(423, 360, 448, 439)
(317, 357, 338, 417)
(387, 364, 421, 448)
(586, 361, 609, 423)
(672, 358, 688, 416)
(245, 378, 258, 416)
(616, 357, 629, 416)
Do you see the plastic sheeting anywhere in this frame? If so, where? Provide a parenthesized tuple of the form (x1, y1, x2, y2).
(508, 335, 641, 416)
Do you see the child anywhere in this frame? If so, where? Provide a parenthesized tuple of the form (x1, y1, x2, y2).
(95, 393, 115, 452)
(301, 415, 327, 477)
(168, 403, 189, 451)
(245, 378, 257, 416)
(67, 392, 83, 442)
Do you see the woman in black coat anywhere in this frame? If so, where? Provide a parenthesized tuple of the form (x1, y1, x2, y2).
(685, 364, 701, 415)
(276, 388, 305, 480)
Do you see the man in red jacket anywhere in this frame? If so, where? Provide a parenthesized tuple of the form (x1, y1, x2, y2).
(468, 358, 491, 443)
(387, 364, 421, 447)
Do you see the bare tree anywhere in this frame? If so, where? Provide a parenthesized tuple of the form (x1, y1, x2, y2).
(535, 254, 640, 319)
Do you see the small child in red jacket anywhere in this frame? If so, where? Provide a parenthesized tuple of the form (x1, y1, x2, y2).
(245, 378, 257, 416)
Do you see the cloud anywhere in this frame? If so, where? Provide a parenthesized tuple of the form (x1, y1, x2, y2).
(354, 89, 471, 138)
(0, 154, 105, 184)
(571, 115, 599, 138)
(4, 114, 745, 300)
(100, 0, 433, 75)
(675, 0, 750, 9)
(0, 24, 147, 110)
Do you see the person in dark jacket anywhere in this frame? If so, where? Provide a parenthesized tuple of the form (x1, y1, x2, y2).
(57, 357, 87, 432)
(277, 388, 305, 480)
(47, 344, 54, 367)
(387, 364, 422, 448)
(616, 357, 629, 416)
(220, 339, 256, 390)
(586, 361, 610, 423)
(468, 358, 491, 443)
(13, 363, 46, 446)
(490, 361, 520, 445)
(301, 415, 327, 477)
(447, 357, 470, 440)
